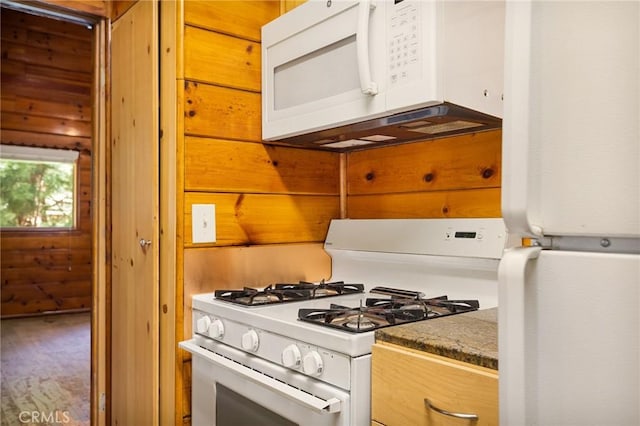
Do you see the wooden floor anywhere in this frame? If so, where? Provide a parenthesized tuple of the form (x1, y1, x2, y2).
(0, 312, 90, 425)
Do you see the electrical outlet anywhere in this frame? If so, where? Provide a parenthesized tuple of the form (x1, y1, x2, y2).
(192, 204, 216, 243)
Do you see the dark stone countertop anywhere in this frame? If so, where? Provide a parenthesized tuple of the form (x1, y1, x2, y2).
(374, 308, 498, 370)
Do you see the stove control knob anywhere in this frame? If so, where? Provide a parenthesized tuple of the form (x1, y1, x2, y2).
(281, 344, 302, 369)
(302, 351, 324, 376)
(241, 329, 259, 352)
(196, 315, 211, 334)
(208, 319, 225, 339)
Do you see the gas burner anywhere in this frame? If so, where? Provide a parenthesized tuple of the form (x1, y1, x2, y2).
(277, 280, 365, 298)
(214, 281, 364, 306)
(366, 294, 480, 315)
(343, 314, 380, 331)
(297, 305, 394, 332)
(298, 293, 479, 333)
(248, 294, 283, 304)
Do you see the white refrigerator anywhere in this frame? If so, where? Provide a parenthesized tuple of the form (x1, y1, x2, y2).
(498, 1, 639, 426)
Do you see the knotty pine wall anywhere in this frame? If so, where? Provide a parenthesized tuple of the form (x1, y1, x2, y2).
(175, 1, 502, 423)
(181, 1, 341, 247)
(0, 8, 94, 317)
(346, 130, 502, 218)
(177, 1, 340, 422)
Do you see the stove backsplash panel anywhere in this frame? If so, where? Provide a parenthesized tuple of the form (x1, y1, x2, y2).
(183, 243, 331, 337)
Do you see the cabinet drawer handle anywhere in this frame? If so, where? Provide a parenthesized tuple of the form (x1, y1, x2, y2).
(424, 399, 479, 421)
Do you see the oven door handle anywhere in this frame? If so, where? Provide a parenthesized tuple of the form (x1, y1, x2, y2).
(179, 340, 342, 414)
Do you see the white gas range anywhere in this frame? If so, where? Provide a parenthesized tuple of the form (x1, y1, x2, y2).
(180, 218, 510, 426)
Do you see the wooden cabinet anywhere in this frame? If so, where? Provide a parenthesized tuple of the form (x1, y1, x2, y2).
(372, 342, 498, 426)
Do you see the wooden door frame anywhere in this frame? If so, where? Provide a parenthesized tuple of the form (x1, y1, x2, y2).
(159, 1, 178, 424)
(2, 1, 177, 424)
(15, 2, 179, 424)
(92, 14, 109, 426)
(0, 2, 110, 424)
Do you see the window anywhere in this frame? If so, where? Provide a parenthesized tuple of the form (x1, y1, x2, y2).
(0, 144, 79, 228)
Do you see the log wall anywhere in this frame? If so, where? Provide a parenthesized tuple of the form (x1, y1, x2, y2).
(346, 130, 502, 218)
(174, 1, 502, 423)
(0, 8, 94, 316)
(181, 2, 340, 250)
(176, 1, 339, 422)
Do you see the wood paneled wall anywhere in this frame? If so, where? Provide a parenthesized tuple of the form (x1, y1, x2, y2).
(174, 1, 502, 423)
(176, 1, 340, 422)
(175, 1, 502, 423)
(181, 2, 340, 250)
(346, 130, 502, 218)
(0, 8, 93, 316)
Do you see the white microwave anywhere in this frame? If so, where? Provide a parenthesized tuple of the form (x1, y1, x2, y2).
(262, 0, 504, 150)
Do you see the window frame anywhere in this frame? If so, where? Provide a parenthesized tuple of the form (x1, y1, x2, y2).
(0, 144, 80, 231)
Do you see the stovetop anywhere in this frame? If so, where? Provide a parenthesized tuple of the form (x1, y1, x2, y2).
(193, 284, 481, 359)
(204, 283, 479, 331)
(298, 291, 479, 333)
(212, 281, 479, 333)
(214, 280, 365, 306)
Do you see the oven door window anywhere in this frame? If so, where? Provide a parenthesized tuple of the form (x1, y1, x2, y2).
(217, 384, 297, 426)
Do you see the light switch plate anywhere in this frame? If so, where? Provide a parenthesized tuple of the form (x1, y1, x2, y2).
(192, 204, 216, 243)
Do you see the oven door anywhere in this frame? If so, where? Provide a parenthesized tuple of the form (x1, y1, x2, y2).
(261, 0, 386, 140)
(180, 339, 351, 426)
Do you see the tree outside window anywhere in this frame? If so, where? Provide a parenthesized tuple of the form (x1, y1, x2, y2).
(0, 145, 78, 229)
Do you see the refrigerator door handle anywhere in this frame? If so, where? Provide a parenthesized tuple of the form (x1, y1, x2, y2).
(498, 246, 541, 426)
(502, 0, 543, 239)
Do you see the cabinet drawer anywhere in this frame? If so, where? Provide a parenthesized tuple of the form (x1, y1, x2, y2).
(372, 343, 498, 426)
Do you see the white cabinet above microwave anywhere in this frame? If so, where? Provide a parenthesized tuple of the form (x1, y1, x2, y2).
(262, 0, 504, 150)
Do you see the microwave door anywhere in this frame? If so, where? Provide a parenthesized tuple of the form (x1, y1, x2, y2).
(262, 0, 386, 140)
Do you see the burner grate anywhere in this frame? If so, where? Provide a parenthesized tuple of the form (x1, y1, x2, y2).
(298, 295, 479, 333)
(214, 280, 364, 306)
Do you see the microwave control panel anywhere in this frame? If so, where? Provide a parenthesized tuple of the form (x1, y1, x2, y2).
(388, 0, 421, 86)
